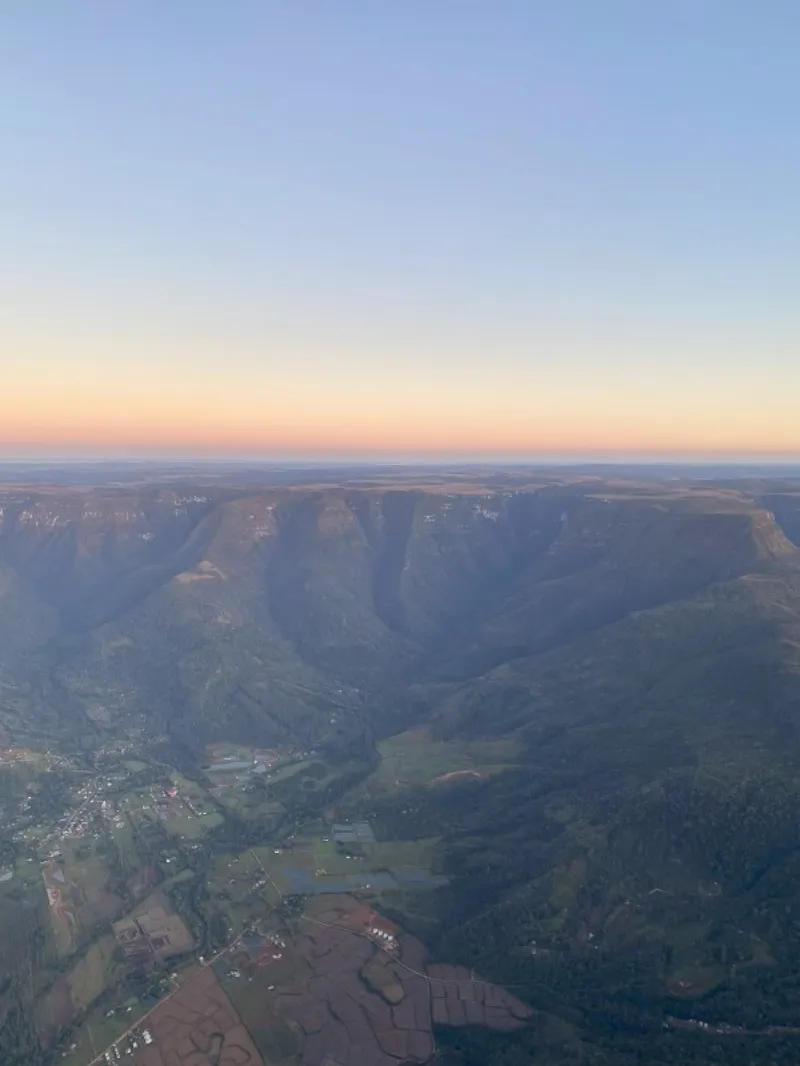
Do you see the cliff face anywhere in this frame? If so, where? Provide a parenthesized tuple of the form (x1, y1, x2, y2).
(0, 484, 795, 750)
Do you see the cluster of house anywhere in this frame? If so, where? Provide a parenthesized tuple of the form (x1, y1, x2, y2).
(261, 930, 286, 963)
(102, 1028, 153, 1061)
(369, 926, 397, 950)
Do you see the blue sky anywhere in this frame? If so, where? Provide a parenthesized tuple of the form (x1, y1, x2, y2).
(2, 2, 799, 458)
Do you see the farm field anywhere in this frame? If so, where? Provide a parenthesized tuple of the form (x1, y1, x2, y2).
(119, 776, 223, 843)
(0, 729, 533, 1066)
(113, 890, 194, 968)
(265, 758, 370, 807)
(3, 738, 539, 1066)
(247, 833, 446, 898)
(211, 784, 285, 824)
(165, 773, 225, 837)
(266, 760, 314, 785)
(215, 893, 532, 1066)
(40, 890, 192, 1056)
(42, 975, 151, 1065)
(130, 964, 265, 1066)
(38, 934, 124, 1049)
(204, 830, 446, 951)
(107, 812, 142, 873)
(202, 744, 315, 821)
(207, 851, 281, 934)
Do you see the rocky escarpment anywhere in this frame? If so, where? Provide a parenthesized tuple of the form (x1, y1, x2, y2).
(0, 482, 795, 752)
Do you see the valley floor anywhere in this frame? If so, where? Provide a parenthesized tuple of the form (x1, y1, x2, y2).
(0, 732, 532, 1066)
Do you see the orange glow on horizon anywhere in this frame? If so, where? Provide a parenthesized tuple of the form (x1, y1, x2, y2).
(3, 409, 800, 459)
(4, 334, 800, 460)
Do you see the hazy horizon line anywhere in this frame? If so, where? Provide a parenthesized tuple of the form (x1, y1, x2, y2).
(3, 454, 800, 469)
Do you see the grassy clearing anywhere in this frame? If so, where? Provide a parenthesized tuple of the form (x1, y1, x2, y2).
(368, 728, 521, 793)
(66, 934, 120, 1012)
(109, 812, 143, 875)
(265, 759, 313, 785)
(666, 959, 728, 997)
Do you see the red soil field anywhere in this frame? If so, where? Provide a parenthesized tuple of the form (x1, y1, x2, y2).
(133, 966, 264, 1066)
(243, 895, 533, 1066)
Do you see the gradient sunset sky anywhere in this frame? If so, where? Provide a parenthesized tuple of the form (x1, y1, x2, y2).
(3, 3, 799, 460)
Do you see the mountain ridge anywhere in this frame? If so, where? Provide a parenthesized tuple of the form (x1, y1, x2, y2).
(0, 482, 798, 753)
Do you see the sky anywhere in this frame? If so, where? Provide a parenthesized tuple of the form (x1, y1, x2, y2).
(2, 2, 799, 461)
